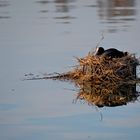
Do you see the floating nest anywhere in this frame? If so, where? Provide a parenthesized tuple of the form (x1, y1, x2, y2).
(48, 51, 140, 107)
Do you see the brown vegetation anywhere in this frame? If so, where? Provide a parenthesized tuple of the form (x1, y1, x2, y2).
(50, 51, 140, 107)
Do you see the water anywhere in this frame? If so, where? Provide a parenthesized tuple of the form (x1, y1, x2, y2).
(0, 0, 140, 140)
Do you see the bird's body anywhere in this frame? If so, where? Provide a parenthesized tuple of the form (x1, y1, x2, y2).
(95, 47, 128, 58)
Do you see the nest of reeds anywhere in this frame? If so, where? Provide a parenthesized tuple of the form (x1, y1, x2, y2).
(28, 49, 139, 85)
(66, 53, 139, 85)
(49, 51, 140, 107)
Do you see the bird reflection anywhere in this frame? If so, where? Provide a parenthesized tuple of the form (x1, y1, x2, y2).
(76, 82, 139, 107)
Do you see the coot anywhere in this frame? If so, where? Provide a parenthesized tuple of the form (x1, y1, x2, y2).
(95, 47, 128, 58)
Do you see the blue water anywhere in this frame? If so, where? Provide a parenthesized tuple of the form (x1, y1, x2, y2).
(0, 0, 140, 140)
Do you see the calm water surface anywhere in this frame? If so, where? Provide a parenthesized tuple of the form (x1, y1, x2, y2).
(0, 0, 140, 140)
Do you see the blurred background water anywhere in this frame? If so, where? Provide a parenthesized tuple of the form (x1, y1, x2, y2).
(0, 0, 140, 140)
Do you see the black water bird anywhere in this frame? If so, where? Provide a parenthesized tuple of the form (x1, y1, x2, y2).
(95, 47, 128, 58)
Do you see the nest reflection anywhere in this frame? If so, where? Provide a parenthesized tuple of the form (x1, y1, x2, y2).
(76, 82, 139, 107)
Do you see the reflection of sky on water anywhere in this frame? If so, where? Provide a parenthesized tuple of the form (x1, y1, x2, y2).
(1, 105, 140, 140)
(97, 0, 137, 33)
(35, 0, 138, 32)
(0, 0, 10, 19)
(36, 0, 77, 23)
(0, 0, 140, 140)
